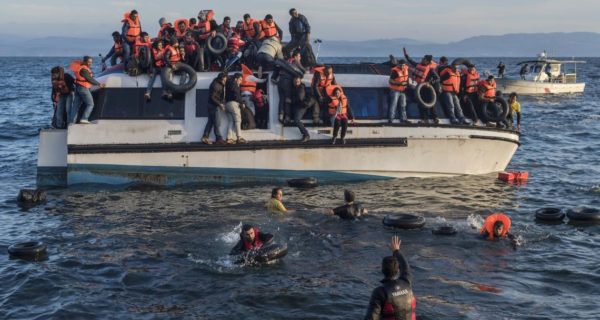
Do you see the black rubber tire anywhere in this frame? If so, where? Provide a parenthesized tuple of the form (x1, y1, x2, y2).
(8, 241, 47, 258)
(207, 33, 228, 55)
(254, 243, 288, 263)
(274, 59, 304, 78)
(382, 214, 426, 229)
(17, 189, 46, 203)
(432, 226, 457, 236)
(415, 82, 437, 108)
(137, 46, 152, 70)
(287, 177, 319, 188)
(535, 208, 565, 221)
(450, 58, 471, 67)
(161, 63, 198, 93)
(566, 207, 600, 221)
(483, 97, 509, 122)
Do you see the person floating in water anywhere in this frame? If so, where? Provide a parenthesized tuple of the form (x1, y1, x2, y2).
(480, 213, 515, 241)
(364, 236, 416, 320)
(324, 190, 368, 219)
(265, 187, 293, 213)
(229, 224, 274, 255)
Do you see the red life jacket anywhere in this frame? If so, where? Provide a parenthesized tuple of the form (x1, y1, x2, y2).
(480, 213, 511, 240)
(242, 18, 259, 38)
(478, 80, 497, 99)
(326, 85, 348, 116)
(462, 69, 480, 94)
(389, 65, 409, 92)
(183, 41, 198, 55)
(151, 47, 165, 68)
(382, 282, 417, 320)
(165, 45, 181, 63)
(412, 63, 431, 84)
(227, 33, 244, 55)
(122, 12, 141, 43)
(242, 228, 264, 250)
(260, 20, 278, 39)
(253, 89, 266, 108)
(440, 67, 460, 93)
(133, 39, 151, 56)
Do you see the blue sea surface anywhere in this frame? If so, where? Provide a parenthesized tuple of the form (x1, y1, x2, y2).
(0, 57, 599, 319)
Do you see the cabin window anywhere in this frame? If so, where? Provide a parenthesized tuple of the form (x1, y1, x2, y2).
(90, 88, 184, 120)
(195, 89, 210, 117)
(343, 87, 387, 119)
(532, 65, 542, 73)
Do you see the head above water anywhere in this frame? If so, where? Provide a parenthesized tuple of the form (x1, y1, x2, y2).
(241, 224, 256, 242)
(271, 187, 283, 200)
(344, 190, 355, 203)
(382, 256, 400, 279)
(493, 221, 504, 237)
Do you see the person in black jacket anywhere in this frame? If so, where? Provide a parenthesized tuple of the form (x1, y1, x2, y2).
(290, 76, 320, 142)
(324, 190, 368, 219)
(202, 72, 227, 144)
(365, 236, 416, 320)
(284, 8, 316, 66)
(50, 66, 75, 129)
(229, 224, 274, 256)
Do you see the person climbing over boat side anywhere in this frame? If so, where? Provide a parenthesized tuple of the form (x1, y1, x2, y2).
(259, 14, 283, 41)
(102, 32, 124, 66)
(497, 61, 505, 78)
(477, 75, 497, 127)
(506, 92, 521, 131)
(480, 213, 515, 241)
(312, 65, 337, 122)
(70, 56, 105, 124)
(327, 85, 354, 145)
(121, 10, 141, 69)
(364, 236, 416, 320)
(50, 66, 74, 129)
(275, 50, 306, 124)
(253, 89, 269, 129)
(265, 188, 293, 213)
(403, 48, 440, 124)
(388, 59, 410, 124)
(144, 40, 165, 101)
(223, 73, 247, 144)
(460, 63, 482, 126)
(240, 64, 265, 116)
(202, 72, 227, 145)
(230, 224, 274, 255)
(162, 38, 182, 101)
(285, 8, 316, 66)
(291, 76, 320, 142)
(519, 64, 529, 80)
(324, 190, 368, 220)
(439, 62, 468, 125)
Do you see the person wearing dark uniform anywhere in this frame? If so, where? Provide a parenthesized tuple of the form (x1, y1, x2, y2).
(291, 76, 320, 142)
(497, 61, 505, 78)
(365, 236, 416, 320)
(325, 190, 368, 219)
(229, 224, 274, 255)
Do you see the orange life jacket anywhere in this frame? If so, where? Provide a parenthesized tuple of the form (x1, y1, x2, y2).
(326, 85, 348, 115)
(412, 63, 431, 84)
(260, 20, 278, 39)
(152, 47, 165, 68)
(242, 19, 259, 38)
(440, 67, 460, 93)
(157, 23, 172, 38)
(463, 69, 480, 94)
(389, 65, 409, 92)
(240, 64, 257, 93)
(312, 66, 334, 89)
(480, 213, 511, 240)
(174, 19, 190, 38)
(479, 80, 497, 99)
(133, 38, 151, 56)
(165, 45, 181, 63)
(72, 61, 94, 89)
(196, 20, 212, 40)
(122, 12, 141, 43)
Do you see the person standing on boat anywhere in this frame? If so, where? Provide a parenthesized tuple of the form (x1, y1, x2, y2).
(364, 236, 416, 320)
(285, 8, 316, 67)
(477, 75, 497, 126)
(327, 86, 354, 145)
(144, 40, 165, 102)
(241, 14, 262, 43)
(311, 65, 337, 122)
(223, 73, 247, 144)
(69, 56, 105, 124)
(265, 188, 293, 213)
(121, 10, 141, 70)
(519, 64, 529, 80)
(544, 64, 553, 82)
(403, 48, 440, 124)
(388, 59, 410, 124)
(439, 62, 468, 125)
(101, 32, 124, 67)
(291, 76, 320, 142)
(50, 66, 74, 129)
(230, 224, 274, 255)
(497, 61, 505, 79)
(324, 190, 368, 219)
(506, 92, 521, 131)
(202, 72, 227, 145)
(460, 63, 482, 126)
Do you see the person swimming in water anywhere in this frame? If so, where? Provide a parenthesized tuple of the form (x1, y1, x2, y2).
(229, 224, 274, 255)
(480, 213, 516, 242)
(265, 187, 294, 213)
(324, 189, 368, 219)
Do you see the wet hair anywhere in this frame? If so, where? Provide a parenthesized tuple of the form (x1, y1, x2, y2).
(140, 32, 148, 37)
(112, 31, 120, 37)
(271, 187, 282, 198)
(493, 221, 504, 236)
(265, 14, 273, 20)
(243, 13, 251, 20)
(289, 8, 297, 15)
(344, 190, 355, 203)
(242, 224, 254, 233)
(382, 256, 399, 278)
(509, 92, 517, 98)
(439, 56, 448, 63)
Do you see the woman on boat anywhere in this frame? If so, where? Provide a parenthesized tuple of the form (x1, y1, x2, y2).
(326, 85, 354, 145)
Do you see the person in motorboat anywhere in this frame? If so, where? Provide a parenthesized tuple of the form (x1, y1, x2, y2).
(506, 92, 521, 131)
(229, 224, 274, 255)
(121, 10, 141, 68)
(265, 188, 293, 213)
(324, 190, 368, 220)
(460, 63, 482, 126)
(50, 66, 74, 129)
(439, 62, 469, 125)
(144, 40, 166, 101)
(497, 61, 505, 78)
(477, 75, 497, 127)
(101, 31, 125, 66)
(544, 64, 552, 82)
(69, 56, 105, 124)
(480, 213, 515, 241)
(327, 85, 354, 145)
(291, 76, 320, 142)
(403, 48, 440, 124)
(519, 64, 529, 80)
(311, 65, 337, 123)
(202, 72, 227, 145)
(388, 59, 410, 124)
(223, 73, 247, 144)
(364, 236, 416, 320)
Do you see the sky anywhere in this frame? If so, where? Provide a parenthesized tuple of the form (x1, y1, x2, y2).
(0, 0, 598, 42)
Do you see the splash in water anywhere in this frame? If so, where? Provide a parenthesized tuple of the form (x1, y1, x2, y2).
(467, 214, 484, 230)
(219, 221, 242, 244)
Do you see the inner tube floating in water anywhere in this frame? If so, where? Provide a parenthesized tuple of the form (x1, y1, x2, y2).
(483, 97, 509, 122)
(137, 45, 152, 70)
(415, 82, 437, 109)
(161, 62, 198, 93)
(207, 33, 228, 55)
(237, 243, 288, 264)
(8, 241, 47, 260)
(535, 207, 565, 222)
(566, 207, 600, 222)
(17, 189, 47, 204)
(382, 214, 426, 229)
(432, 226, 457, 236)
(287, 177, 318, 188)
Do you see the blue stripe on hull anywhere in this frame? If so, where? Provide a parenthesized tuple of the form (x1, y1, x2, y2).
(66, 164, 392, 186)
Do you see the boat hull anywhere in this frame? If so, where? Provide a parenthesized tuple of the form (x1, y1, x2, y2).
(496, 79, 585, 95)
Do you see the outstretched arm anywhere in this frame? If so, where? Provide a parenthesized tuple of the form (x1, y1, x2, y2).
(403, 47, 418, 67)
(391, 236, 412, 284)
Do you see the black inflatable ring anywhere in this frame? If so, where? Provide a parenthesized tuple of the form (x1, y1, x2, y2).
(17, 189, 47, 203)
(287, 177, 318, 188)
(382, 214, 426, 229)
(566, 207, 600, 221)
(207, 33, 228, 55)
(8, 241, 47, 259)
(535, 207, 565, 221)
(254, 243, 288, 263)
(137, 45, 152, 70)
(161, 62, 198, 93)
(415, 82, 436, 108)
(483, 96, 509, 122)
(432, 226, 457, 235)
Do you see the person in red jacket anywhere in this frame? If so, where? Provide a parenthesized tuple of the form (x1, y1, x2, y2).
(229, 224, 274, 255)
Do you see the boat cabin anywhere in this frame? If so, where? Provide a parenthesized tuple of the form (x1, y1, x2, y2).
(517, 52, 585, 84)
